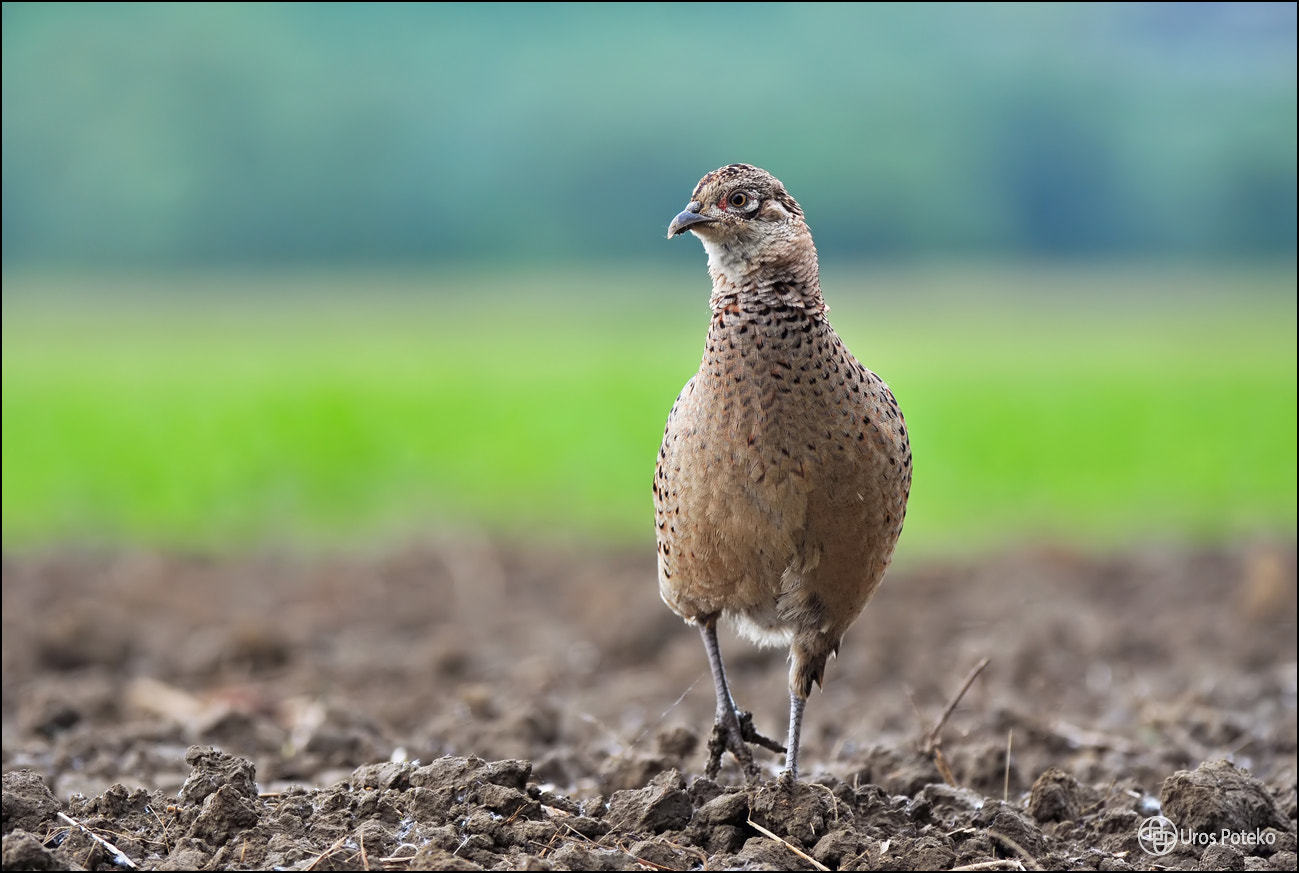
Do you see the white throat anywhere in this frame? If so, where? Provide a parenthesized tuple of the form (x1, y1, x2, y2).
(698, 234, 755, 289)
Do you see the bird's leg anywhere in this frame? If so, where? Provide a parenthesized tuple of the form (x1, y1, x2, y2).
(700, 619, 754, 779)
(699, 618, 784, 780)
(782, 691, 807, 781)
(785, 640, 830, 781)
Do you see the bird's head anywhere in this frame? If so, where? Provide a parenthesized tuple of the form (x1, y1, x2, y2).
(667, 164, 815, 286)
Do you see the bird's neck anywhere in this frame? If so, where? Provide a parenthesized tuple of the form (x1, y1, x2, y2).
(700, 228, 825, 315)
(705, 249, 826, 316)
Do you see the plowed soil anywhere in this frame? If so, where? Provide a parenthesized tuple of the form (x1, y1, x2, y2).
(2, 540, 1296, 870)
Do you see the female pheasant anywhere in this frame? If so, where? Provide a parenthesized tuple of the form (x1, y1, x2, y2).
(655, 164, 911, 779)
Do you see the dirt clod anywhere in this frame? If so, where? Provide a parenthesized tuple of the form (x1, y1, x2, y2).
(604, 769, 692, 834)
(1028, 766, 1092, 823)
(1, 830, 60, 871)
(1, 770, 61, 835)
(179, 745, 258, 804)
(1161, 759, 1290, 839)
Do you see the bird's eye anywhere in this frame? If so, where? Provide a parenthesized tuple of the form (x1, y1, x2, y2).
(728, 192, 748, 208)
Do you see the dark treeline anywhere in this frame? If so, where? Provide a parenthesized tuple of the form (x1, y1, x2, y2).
(2, 3, 1295, 268)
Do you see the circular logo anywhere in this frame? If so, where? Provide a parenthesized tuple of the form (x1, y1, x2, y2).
(1138, 815, 1179, 856)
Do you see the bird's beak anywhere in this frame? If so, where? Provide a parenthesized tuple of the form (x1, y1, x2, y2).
(667, 201, 714, 238)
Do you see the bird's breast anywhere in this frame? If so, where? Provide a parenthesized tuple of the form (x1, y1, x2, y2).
(694, 305, 896, 472)
(655, 300, 910, 626)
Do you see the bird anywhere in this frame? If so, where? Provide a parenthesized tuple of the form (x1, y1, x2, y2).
(654, 163, 911, 780)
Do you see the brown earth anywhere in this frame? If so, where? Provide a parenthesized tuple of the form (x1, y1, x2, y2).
(2, 539, 1296, 870)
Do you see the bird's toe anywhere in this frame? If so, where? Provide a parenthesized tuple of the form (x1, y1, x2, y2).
(706, 717, 757, 780)
(736, 709, 786, 755)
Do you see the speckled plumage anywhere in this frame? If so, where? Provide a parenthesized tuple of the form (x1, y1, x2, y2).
(655, 164, 911, 780)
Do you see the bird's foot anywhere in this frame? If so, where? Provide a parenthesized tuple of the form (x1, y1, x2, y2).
(705, 709, 786, 781)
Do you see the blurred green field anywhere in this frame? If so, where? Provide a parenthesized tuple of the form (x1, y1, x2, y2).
(2, 266, 1295, 556)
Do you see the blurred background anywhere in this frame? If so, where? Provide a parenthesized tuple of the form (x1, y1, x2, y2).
(3, 2, 1296, 555)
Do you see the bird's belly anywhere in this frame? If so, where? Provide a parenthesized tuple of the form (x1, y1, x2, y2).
(656, 373, 907, 637)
